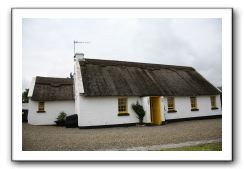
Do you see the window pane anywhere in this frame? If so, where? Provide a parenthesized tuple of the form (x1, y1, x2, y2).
(211, 96, 216, 108)
(167, 97, 174, 110)
(38, 101, 45, 111)
(118, 97, 127, 113)
(190, 97, 197, 109)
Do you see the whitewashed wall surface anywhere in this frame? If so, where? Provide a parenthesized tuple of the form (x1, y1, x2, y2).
(77, 96, 147, 127)
(163, 95, 222, 120)
(28, 100, 75, 125)
(28, 94, 221, 126)
(22, 103, 29, 110)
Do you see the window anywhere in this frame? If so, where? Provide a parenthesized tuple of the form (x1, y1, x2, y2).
(167, 96, 176, 112)
(38, 101, 45, 112)
(190, 97, 199, 111)
(210, 96, 218, 109)
(118, 97, 129, 116)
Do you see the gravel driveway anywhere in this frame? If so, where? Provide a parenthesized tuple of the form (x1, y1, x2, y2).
(22, 118, 222, 151)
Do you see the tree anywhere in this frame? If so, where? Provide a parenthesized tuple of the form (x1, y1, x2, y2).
(22, 88, 29, 103)
(69, 72, 74, 79)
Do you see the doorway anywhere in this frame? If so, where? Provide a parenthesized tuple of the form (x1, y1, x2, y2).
(150, 96, 162, 125)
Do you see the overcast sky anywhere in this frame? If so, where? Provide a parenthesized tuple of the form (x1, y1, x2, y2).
(22, 18, 222, 90)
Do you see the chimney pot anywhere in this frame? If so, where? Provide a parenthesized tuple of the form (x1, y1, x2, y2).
(74, 53, 85, 61)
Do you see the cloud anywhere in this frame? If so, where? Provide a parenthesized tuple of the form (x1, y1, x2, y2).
(22, 18, 222, 90)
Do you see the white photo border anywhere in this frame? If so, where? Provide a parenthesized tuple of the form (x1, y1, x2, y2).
(12, 8, 232, 161)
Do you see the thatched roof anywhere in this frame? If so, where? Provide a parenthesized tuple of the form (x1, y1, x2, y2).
(31, 76, 74, 101)
(79, 59, 221, 96)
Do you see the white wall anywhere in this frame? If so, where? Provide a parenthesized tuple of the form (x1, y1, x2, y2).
(76, 95, 221, 127)
(141, 96, 151, 123)
(74, 61, 84, 94)
(74, 60, 83, 125)
(28, 100, 75, 125)
(22, 103, 29, 110)
(27, 77, 36, 97)
(78, 96, 146, 127)
(164, 95, 222, 120)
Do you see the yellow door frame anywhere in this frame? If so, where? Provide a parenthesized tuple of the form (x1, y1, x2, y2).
(150, 96, 162, 125)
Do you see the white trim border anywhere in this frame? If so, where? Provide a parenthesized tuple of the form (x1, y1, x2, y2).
(12, 8, 232, 161)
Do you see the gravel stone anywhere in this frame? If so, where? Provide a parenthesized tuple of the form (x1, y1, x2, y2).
(22, 118, 222, 151)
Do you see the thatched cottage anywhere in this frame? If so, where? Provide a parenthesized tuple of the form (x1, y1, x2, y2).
(27, 54, 221, 127)
(28, 77, 75, 125)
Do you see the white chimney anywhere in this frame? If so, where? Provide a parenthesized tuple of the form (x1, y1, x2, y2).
(74, 53, 85, 61)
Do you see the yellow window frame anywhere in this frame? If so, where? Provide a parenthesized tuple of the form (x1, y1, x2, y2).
(118, 97, 128, 114)
(210, 96, 217, 108)
(167, 96, 175, 111)
(38, 101, 45, 112)
(190, 97, 197, 109)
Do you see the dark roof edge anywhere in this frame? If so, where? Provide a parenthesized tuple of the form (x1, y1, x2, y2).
(35, 76, 73, 80)
(31, 98, 75, 101)
(82, 94, 221, 97)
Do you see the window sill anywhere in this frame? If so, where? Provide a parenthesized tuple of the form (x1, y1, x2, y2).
(118, 113, 130, 116)
(37, 111, 46, 113)
(211, 107, 219, 110)
(168, 110, 177, 113)
(191, 108, 199, 111)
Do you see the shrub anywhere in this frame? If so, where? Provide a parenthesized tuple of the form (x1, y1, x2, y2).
(132, 101, 146, 125)
(55, 112, 67, 126)
(57, 112, 67, 121)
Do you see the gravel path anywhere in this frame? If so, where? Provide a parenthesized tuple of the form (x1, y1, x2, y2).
(115, 138, 222, 151)
(22, 118, 222, 151)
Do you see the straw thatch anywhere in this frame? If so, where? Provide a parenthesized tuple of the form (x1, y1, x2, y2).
(80, 59, 221, 96)
(31, 76, 74, 101)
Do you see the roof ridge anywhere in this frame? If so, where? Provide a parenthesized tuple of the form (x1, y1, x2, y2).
(35, 76, 73, 85)
(81, 58, 195, 70)
(36, 76, 73, 80)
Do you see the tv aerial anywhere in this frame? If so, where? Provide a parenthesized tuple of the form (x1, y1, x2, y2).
(73, 41, 90, 55)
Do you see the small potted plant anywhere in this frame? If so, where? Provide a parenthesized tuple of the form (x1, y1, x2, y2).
(55, 111, 67, 126)
(132, 101, 146, 126)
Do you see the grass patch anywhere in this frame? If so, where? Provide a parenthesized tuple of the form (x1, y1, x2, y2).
(161, 142, 222, 151)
